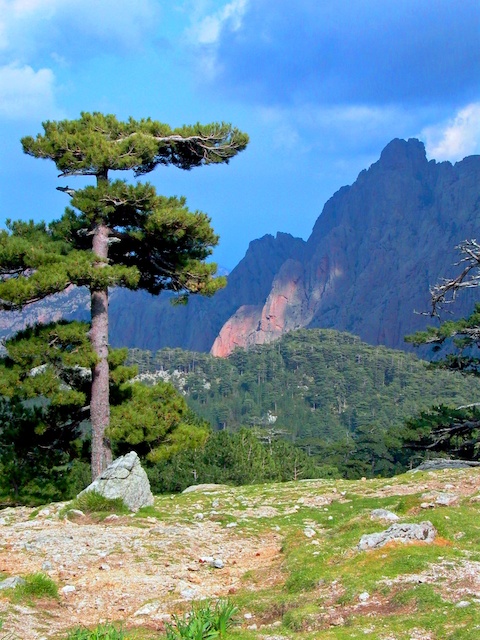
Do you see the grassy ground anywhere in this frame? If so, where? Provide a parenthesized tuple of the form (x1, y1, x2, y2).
(1, 469, 480, 639)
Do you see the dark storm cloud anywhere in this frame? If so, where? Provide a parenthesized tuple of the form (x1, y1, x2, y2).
(211, 0, 480, 107)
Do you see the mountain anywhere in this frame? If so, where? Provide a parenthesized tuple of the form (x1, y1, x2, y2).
(212, 139, 480, 355)
(2, 139, 479, 354)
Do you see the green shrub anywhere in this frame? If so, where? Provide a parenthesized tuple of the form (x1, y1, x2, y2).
(69, 491, 130, 515)
(66, 624, 125, 640)
(166, 599, 237, 640)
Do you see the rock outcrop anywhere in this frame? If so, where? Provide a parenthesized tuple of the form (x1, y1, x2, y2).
(358, 521, 437, 551)
(412, 459, 480, 471)
(211, 139, 480, 356)
(78, 451, 154, 512)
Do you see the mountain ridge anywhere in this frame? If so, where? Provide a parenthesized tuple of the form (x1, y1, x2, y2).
(2, 138, 479, 355)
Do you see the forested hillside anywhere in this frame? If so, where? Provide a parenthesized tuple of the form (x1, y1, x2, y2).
(128, 329, 480, 476)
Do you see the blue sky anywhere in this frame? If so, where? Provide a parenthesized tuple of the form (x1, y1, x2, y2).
(0, 1, 479, 269)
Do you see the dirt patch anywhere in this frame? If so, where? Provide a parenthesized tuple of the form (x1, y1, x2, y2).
(0, 508, 282, 639)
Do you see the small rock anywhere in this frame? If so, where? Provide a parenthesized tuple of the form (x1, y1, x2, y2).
(134, 602, 161, 616)
(104, 514, 119, 522)
(456, 601, 471, 608)
(0, 577, 26, 590)
(194, 513, 204, 520)
(244, 613, 253, 619)
(247, 624, 258, 630)
(225, 522, 237, 528)
(199, 556, 214, 564)
(370, 509, 399, 522)
(420, 502, 434, 509)
(176, 580, 198, 600)
(67, 509, 85, 519)
(99, 564, 110, 571)
(212, 558, 224, 569)
(37, 508, 50, 517)
(435, 493, 459, 507)
(304, 527, 316, 538)
(61, 585, 76, 595)
(359, 592, 370, 602)
(42, 561, 53, 571)
(0, 518, 6, 525)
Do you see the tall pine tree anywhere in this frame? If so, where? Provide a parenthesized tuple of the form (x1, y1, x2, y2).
(0, 112, 248, 478)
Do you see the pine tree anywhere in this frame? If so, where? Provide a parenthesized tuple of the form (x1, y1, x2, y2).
(404, 240, 480, 461)
(0, 112, 248, 478)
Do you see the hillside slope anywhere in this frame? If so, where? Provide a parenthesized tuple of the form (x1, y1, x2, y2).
(129, 329, 480, 474)
(1, 468, 479, 639)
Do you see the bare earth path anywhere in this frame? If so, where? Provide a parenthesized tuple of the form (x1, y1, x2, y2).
(0, 489, 283, 639)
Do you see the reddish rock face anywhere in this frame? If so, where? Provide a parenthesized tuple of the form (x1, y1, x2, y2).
(211, 305, 263, 357)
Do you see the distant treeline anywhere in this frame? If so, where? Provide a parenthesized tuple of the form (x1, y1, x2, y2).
(127, 329, 480, 478)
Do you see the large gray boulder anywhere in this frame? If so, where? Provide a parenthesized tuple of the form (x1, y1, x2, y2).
(78, 451, 154, 512)
(411, 459, 480, 472)
(358, 521, 437, 551)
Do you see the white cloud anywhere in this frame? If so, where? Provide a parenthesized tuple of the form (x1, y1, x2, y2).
(422, 103, 480, 161)
(0, 0, 160, 58)
(0, 0, 161, 120)
(187, 0, 249, 45)
(0, 63, 60, 119)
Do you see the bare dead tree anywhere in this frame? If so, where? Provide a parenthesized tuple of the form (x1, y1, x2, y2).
(430, 239, 480, 316)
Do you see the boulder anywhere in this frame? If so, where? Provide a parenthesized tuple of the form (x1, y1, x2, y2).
(78, 451, 154, 512)
(411, 459, 480, 472)
(358, 521, 437, 551)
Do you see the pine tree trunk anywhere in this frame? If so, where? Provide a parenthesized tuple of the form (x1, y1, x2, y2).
(90, 222, 112, 479)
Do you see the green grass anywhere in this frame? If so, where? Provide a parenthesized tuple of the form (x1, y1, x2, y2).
(65, 624, 126, 640)
(7, 573, 58, 603)
(65, 491, 130, 517)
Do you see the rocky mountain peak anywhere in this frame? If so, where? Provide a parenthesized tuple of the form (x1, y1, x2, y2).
(2, 138, 479, 357)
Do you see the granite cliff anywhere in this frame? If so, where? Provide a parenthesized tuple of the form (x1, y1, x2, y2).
(2, 138, 479, 355)
(212, 138, 480, 355)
